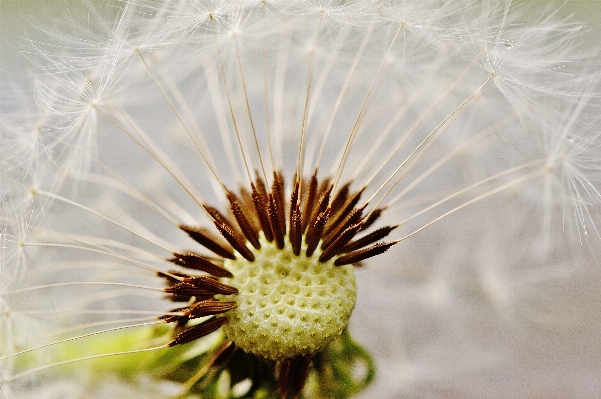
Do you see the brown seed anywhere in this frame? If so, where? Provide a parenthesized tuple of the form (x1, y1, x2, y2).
(179, 225, 236, 260)
(168, 317, 228, 347)
(186, 299, 237, 318)
(251, 180, 274, 242)
(164, 282, 216, 297)
(214, 221, 256, 262)
(342, 225, 397, 253)
(277, 356, 312, 399)
(319, 222, 364, 262)
(322, 205, 365, 248)
(305, 207, 330, 257)
(334, 241, 395, 266)
(268, 193, 285, 250)
(273, 171, 287, 236)
(228, 191, 261, 249)
(290, 203, 302, 256)
(170, 252, 233, 278)
(182, 275, 239, 295)
(301, 171, 319, 232)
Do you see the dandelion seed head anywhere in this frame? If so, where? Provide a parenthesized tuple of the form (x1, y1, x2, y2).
(3, 0, 601, 397)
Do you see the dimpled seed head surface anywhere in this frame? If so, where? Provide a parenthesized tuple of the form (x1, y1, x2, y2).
(219, 236, 357, 361)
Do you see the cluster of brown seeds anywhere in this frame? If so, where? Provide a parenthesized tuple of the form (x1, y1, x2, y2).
(157, 171, 397, 398)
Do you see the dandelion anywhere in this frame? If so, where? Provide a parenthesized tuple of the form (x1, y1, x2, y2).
(2, 0, 601, 398)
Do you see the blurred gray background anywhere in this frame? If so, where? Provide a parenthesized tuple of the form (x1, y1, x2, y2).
(2, 1, 600, 79)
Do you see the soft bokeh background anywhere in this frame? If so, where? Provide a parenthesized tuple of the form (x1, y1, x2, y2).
(2, 0, 601, 60)
(2, 0, 600, 119)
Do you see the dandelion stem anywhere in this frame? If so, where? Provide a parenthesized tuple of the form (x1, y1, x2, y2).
(3, 345, 168, 382)
(135, 49, 228, 193)
(215, 45, 254, 186)
(7, 282, 165, 295)
(84, 168, 180, 227)
(95, 106, 207, 213)
(20, 242, 183, 280)
(398, 159, 545, 226)
(397, 168, 546, 242)
(297, 11, 324, 187)
(235, 40, 268, 185)
(0, 321, 162, 360)
(36, 189, 173, 254)
(315, 17, 376, 172)
(365, 74, 494, 213)
(49, 316, 173, 336)
(358, 56, 480, 187)
(332, 22, 405, 193)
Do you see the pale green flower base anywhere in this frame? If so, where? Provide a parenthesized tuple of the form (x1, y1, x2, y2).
(220, 236, 357, 361)
(28, 326, 374, 399)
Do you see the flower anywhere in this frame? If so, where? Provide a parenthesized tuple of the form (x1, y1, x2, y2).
(2, 0, 601, 398)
